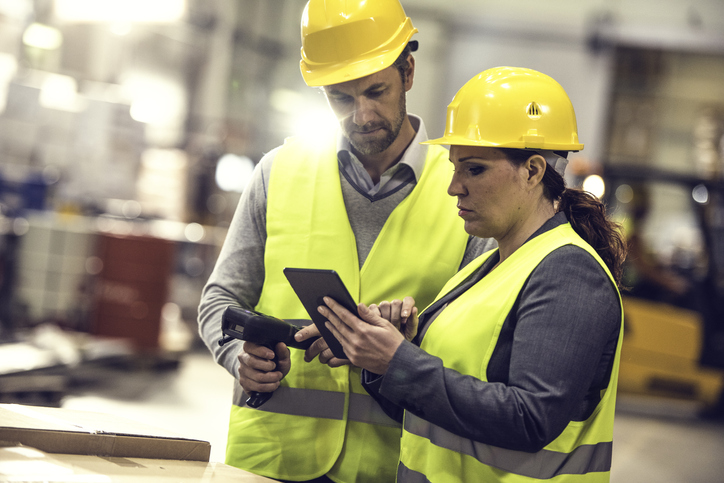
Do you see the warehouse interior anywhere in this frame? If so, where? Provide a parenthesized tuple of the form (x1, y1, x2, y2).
(1, 0, 724, 481)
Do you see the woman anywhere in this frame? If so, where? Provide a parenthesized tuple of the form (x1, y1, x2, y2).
(311, 67, 627, 482)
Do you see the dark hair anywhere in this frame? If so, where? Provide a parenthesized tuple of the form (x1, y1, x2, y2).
(501, 148, 627, 287)
(392, 41, 417, 84)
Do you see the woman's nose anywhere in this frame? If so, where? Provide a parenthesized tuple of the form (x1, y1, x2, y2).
(448, 173, 466, 197)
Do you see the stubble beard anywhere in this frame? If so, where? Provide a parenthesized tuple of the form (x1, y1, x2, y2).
(345, 92, 407, 156)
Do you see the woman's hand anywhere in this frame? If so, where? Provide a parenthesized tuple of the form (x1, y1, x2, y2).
(372, 296, 418, 341)
(319, 297, 406, 374)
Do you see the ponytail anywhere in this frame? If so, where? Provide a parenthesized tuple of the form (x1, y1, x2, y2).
(557, 188, 627, 287)
(502, 148, 627, 287)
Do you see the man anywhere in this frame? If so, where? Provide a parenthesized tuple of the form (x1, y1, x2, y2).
(197, 1, 494, 482)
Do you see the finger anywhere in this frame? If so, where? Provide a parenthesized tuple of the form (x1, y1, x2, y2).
(319, 347, 347, 366)
(321, 298, 358, 331)
(237, 357, 283, 393)
(304, 336, 329, 363)
(243, 341, 275, 360)
(378, 301, 392, 322)
(401, 296, 416, 319)
(357, 303, 378, 324)
(326, 355, 351, 368)
(319, 306, 350, 344)
(403, 307, 419, 341)
(239, 370, 282, 393)
(295, 323, 321, 342)
(389, 299, 403, 327)
(325, 320, 348, 350)
(357, 303, 393, 328)
(274, 342, 291, 377)
(366, 303, 382, 318)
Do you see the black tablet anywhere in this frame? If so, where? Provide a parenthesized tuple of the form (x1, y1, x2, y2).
(283, 268, 358, 359)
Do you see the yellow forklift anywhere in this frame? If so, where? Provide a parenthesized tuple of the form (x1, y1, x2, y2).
(602, 165, 724, 414)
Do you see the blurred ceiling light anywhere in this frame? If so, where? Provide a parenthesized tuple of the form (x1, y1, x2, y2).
(0, 53, 18, 115)
(291, 107, 338, 141)
(270, 88, 303, 114)
(615, 183, 634, 204)
(110, 22, 133, 36)
(692, 184, 709, 204)
(582, 174, 605, 199)
(23, 23, 63, 50)
(54, 0, 185, 23)
(125, 74, 185, 125)
(39, 73, 87, 112)
(184, 222, 205, 242)
(270, 87, 338, 141)
(215, 154, 255, 193)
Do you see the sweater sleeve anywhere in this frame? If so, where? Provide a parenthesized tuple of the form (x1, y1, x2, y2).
(376, 246, 621, 452)
(196, 149, 276, 378)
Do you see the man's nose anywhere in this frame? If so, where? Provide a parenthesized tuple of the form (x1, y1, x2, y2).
(352, 98, 374, 127)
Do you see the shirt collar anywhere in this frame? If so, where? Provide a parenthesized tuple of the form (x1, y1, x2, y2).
(336, 114, 430, 182)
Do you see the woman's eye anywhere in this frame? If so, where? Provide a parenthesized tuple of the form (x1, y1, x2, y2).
(468, 166, 484, 175)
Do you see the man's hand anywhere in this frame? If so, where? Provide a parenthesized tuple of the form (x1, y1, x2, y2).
(320, 297, 406, 374)
(294, 323, 351, 367)
(237, 341, 291, 394)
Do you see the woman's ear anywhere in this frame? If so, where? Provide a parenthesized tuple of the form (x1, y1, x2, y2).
(524, 154, 547, 188)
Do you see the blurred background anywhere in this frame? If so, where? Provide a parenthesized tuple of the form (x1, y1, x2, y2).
(1, 0, 724, 480)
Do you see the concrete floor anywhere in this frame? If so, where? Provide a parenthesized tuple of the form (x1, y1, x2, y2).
(61, 350, 724, 482)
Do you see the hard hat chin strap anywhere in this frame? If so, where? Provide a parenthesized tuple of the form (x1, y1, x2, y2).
(535, 150, 569, 177)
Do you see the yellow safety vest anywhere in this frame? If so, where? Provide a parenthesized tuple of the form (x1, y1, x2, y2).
(226, 134, 470, 482)
(399, 223, 623, 482)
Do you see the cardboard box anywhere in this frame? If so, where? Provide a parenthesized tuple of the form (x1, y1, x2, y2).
(0, 404, 210, 462)
(0, 444, 274, 482)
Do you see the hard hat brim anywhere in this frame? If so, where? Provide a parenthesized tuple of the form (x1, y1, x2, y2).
(300, 21, 417, 87)
(422, 136, 584, 152)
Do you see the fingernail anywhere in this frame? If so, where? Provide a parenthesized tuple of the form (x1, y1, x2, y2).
(317, 306, 324, 314)
(402, 310, 409, 317)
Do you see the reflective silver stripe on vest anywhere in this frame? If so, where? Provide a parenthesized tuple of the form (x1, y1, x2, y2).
(349, 392, 399, 427)
(233, 385, 399, 427)
(397, 462, 431, 482)
(405, 414, 612, 479)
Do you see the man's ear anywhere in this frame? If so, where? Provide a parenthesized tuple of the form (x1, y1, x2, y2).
(524, 154, 547, 187)
(404, 55, 415, 92)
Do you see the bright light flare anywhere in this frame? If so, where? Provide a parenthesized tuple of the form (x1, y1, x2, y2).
(54, 0, 185, 23)
(615, 184, 634, 204)
(270, 88, 338, 141)
(692, 184, 709, 204)
(39, 73, 86, 112)
(291, 108, 338, 141)
(215, 154, 255, 193)
(582, 174, 606, 199)
(23, 23, 63, 50)
(125, 74, 185, 125)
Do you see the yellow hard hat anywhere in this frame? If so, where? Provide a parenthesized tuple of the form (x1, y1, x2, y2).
(300, 0, 418, 87)
(425, 66, 584, 151)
